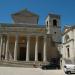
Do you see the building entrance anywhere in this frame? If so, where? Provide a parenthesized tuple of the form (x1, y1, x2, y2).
(19, 47, 26, 61)
(38, 53, 42, 61)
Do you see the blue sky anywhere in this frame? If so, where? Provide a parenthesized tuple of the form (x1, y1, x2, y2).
(0, 0, 75, 29)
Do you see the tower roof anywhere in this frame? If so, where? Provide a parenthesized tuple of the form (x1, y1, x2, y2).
(45, 13, 60, 20)
(48, 13, 60, 18)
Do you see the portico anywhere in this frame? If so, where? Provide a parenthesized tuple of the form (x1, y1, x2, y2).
(0, 32, 47, 62)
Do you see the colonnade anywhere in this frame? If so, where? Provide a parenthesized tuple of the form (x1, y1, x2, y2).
(0, 34, 47, 62)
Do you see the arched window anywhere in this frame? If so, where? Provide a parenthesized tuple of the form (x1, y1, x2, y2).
(53, 19, 57, 26)
(46, 21, 48, 27)
(47, 21, 48, 25)
(64, 35, 70, 42)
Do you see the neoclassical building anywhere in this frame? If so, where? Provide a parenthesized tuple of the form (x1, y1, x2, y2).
(62, 25, 75, 64)
(0, 9, 61, 64)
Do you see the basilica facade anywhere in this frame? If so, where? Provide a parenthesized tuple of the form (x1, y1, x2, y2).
(0, 9, 61, 64)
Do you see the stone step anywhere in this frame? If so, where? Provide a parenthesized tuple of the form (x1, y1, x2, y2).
(0, 61, 49, 68)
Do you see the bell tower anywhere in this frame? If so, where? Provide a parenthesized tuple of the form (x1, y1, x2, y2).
(45, 13, 61, 43)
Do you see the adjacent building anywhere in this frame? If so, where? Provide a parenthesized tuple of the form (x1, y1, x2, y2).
(62, 25, 75, 64)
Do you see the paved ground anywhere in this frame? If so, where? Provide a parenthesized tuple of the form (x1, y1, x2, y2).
(0, 67, 65, 75)
(42, 69, 65, 75)
(65, 73, 75, 75)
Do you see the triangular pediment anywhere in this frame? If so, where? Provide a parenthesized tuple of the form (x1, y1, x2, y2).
(12, 9, 39, 17)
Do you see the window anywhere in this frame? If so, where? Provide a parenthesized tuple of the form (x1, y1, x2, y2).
(47, 21, 48, 25)
(46, 21, 48, 28)
(53, 19, 57, 26)
(37, 18, 39, 24)
(67, 47, 70, 58)
(46, 21, 48, 27)
(54, 32, 56, 34)
(65, 35, 69, 42)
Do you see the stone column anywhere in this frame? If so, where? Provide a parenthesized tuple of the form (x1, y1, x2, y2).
(14, 34, 18, 61)
(0, 35, 3, 60)
(5, 35, 9, 60)
(26, 36, 30, 61)
(2, 36, 6, 60)
(35, 36, 38, 61)
(43, 36, 47, 62)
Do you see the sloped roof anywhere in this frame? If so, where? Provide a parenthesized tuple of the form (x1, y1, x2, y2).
(63, 25, 75, 35)
(12, 9, 39, 18)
